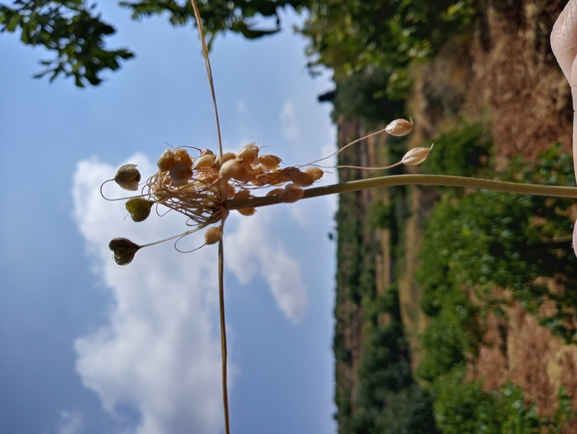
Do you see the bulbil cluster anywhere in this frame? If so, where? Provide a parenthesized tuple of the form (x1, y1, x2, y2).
(106, 143, 325, 264)
(105, 118, 432, 265)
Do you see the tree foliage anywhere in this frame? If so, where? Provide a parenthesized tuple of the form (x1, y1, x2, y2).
(0, 0, 309, 86)
(301, 0, 475, 98)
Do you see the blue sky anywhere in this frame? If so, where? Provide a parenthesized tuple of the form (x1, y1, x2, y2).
(0, 4, 337, 434)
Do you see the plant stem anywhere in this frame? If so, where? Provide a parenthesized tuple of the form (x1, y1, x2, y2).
(224, 174, 577, 210)
(218, 230, 231, 434)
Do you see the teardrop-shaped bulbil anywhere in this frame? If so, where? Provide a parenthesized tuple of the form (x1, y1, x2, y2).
(109, 237, 141, 265)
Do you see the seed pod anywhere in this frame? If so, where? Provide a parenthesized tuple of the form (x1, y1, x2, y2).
(205, 226, 223, 245)
(234, 189, 256, 216)
(258, 154, 282, 171)
(220, 152, 236, 165)
(193, 153, 217, 170)
(267, 188, 284, 196)
(125, 197, 154, 222)
(288, 169, 314, 187)
(385, 118, 413, 137)
(157, 150, 176, 172)
(170, 161, 193, 185)
(280, 183, 304, 203)
(114, 164, 141, 191)
(174, 148, 194, 167)
(303, 167, 324, 181)
(219, 158, 254, 182)
(237, 143, 259, 165)
(401, 144, 434, 166)
(109, 237, 140, 265)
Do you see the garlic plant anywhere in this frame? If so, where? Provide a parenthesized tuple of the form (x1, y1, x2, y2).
(99, 1, 577, 433)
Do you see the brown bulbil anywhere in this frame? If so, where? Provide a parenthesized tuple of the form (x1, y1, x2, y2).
(303, 167, 324, 181)
(204, 226, 222, 245)
(258, 154, 282, 171)
(174, 148, 194, 167)
(236, 143, 259, 164)
(234, 189, 256, 216)
(219, 158, 254, 182)
(157, 150, 176, 172)
(280, 183, 304, 203)
(170, 161, 193, 185)
(194, 153, 217, 170)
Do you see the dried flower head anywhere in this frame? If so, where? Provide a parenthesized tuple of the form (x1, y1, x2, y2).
(104, 142, 325, 261)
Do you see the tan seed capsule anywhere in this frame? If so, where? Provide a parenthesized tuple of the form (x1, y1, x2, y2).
(221, 152, 236, 163)
(193, 153, 217, 170)
(258, 154, 282, 171)
(157, 150, 176, 172)
(303, 167, 324, 181)
(237, 143, 259, 165)
(280, 183, 304, 203)
(288, 169, 314, 187)
(385, 118, 413, 137)
(401, 144, 434, 166)
(170, 161, 193, 185)
(174, 148, 193, 167)
(234, 189, 256, 216)
(205, 226, 222, 245)
(267, 188, 284, 196)
(114, 164, 141, 191)
(219, 158, 254, 182)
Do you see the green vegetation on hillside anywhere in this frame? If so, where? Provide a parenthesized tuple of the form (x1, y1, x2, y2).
(417, 144, 577, 431)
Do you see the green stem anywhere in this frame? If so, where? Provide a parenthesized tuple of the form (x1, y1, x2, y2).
(224, 174, 577, 210)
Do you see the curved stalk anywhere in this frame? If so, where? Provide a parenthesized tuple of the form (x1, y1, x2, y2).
(224, 174, 577, 210)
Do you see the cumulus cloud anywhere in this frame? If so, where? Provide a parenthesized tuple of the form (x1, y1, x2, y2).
(225, 212, 307, 322)
(279, 101, 300, 144)
(72, 156, 224, 434)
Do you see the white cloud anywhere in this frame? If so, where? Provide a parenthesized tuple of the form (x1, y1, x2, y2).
(55, 411, 83, 434)
(225, 211, 307, 322)
(279, 101, 300, 144)
(72, 156, 225, 434)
